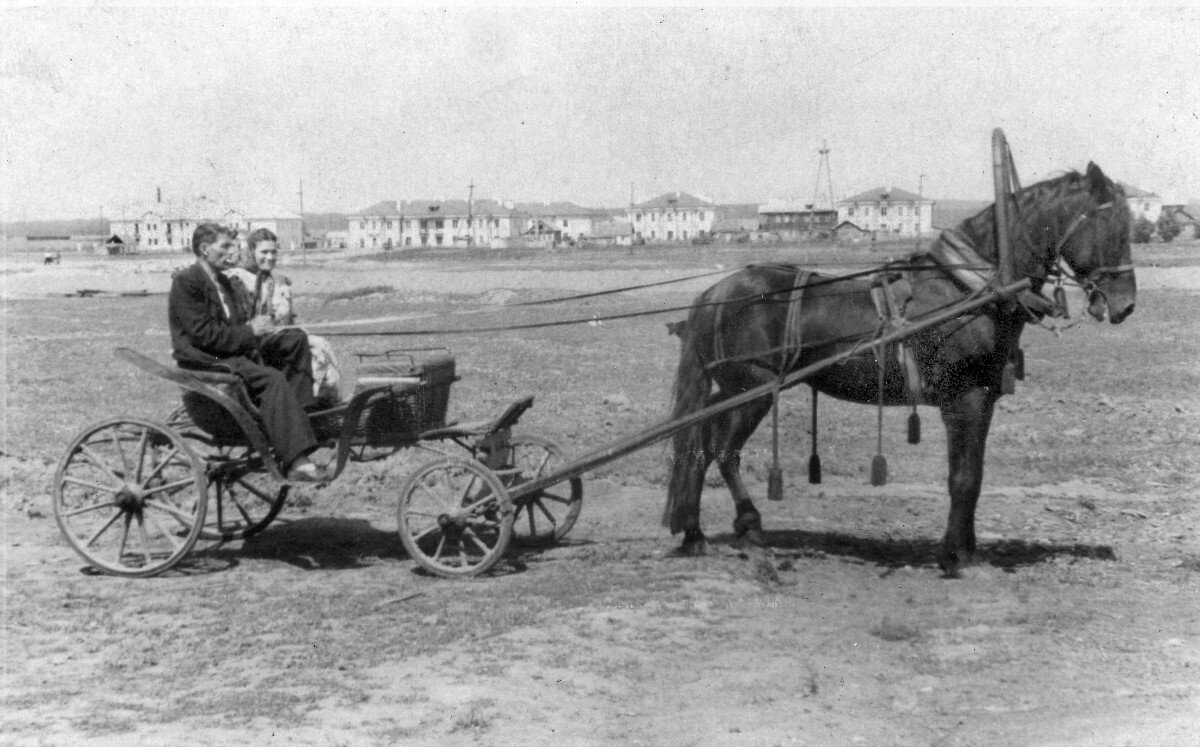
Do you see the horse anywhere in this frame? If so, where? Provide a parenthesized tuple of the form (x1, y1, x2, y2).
(665, 162, 1136, 576)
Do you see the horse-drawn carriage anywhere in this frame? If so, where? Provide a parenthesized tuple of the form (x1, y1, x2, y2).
(53, 130, 1136, 580)
(53, 347, 583, 578)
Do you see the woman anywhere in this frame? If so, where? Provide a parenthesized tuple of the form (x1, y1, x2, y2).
(226, 228, 341, 406)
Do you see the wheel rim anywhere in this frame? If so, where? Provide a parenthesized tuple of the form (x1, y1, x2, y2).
(507, 435, 583, 546)
(200, 447, 287, 542)
(397, 459, 512, 577)
(54, 418, 207, 577)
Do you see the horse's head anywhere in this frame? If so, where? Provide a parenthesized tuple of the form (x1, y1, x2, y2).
(1047, 162, 1137, 324)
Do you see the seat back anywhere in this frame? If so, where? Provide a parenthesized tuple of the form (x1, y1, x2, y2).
(178, 368, 261, 445)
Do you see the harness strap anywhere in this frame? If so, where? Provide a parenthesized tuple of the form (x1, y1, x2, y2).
(870, 275, 925, 406)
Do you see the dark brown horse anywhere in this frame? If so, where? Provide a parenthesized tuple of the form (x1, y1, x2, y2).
(665, 162, 1135, 575)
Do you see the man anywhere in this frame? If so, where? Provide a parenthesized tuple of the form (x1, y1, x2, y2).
(168, 223, 328, 482)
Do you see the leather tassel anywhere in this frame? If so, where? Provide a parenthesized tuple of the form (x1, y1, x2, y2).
(907, 409, 921, 444)
(871, 453, 889, 486)
(768, 467, 784, 502)
(1014, 348, 1025, 380)
(808, 387, 821, 484)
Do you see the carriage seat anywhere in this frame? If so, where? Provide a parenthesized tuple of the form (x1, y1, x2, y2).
(177, 364, 264, 445)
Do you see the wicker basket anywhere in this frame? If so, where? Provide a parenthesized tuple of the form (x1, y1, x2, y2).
(351, 349, 456, 446)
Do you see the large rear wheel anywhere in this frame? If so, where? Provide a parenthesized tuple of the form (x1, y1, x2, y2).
(397, 458, 513, 577)
(54, 418, 207, 577)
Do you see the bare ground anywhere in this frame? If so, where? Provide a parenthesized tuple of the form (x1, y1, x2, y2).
(3, 243, 1200, 745)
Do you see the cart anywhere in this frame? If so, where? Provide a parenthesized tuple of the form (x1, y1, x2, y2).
(53, 347, 583, 578)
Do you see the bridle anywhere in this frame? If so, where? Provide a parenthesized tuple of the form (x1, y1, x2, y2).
(1045, 201, 1135, 303)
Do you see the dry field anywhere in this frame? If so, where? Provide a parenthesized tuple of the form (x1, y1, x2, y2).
(3, 240, 1200, 745)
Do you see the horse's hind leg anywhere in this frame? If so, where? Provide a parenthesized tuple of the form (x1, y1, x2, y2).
(710, 391, 774, 546)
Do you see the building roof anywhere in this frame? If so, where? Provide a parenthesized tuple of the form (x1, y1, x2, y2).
(835, 220, 868, 232)
(352, 198, 515, 218)
(634, 191, 715, 210)
(350, 200, 402, 217)
(115, 197, 299, 222)
(839, 187, 927, 204)
(759, 198, 836, 214)
(513, 201, 603, 217)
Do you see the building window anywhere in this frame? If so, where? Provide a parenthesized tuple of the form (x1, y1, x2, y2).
(880, 207, 888, 216)
(452, 218, 459, 228)
(562, 219, 568, 228)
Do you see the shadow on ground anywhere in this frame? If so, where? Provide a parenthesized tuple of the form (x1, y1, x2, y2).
(192, 517, 408, 571)
(707, 529, 1117, 570)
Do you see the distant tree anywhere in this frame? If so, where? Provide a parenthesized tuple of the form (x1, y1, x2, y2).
(1156, 212, 1181, 243)
(1130, 215, 1155, 244)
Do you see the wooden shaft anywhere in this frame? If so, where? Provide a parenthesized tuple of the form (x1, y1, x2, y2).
(506, 278, 1031, 501)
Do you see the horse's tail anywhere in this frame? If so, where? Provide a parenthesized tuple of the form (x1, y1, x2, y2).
(664, 313, 712, 534)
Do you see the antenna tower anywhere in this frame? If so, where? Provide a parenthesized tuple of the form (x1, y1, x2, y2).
(812, 141, 835, 234)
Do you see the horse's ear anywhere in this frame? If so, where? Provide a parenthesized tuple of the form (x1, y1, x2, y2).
(1086, 162, 1114, 203)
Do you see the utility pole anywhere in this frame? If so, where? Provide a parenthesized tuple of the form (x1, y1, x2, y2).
(467, 181, 474, 247)
(298, 179, 306, 265)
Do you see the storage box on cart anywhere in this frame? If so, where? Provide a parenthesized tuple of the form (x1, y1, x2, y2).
(352, 349, 457, 444)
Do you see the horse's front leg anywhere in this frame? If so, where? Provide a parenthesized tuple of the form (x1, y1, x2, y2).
(938, 386, 999, 576)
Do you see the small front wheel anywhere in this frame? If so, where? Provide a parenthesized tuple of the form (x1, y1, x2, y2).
(506, 435, 583, 546)
(54, 418, 207, 577)
(397, 458, 513, 577)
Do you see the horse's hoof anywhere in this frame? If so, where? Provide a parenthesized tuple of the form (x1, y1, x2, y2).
(673, 528, 709, 557)
(938, 549, 973, 579)
(732, 510, 763, 538)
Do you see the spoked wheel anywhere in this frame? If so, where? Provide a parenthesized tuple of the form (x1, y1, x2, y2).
(54, 418, 207, 577)
(165, 405, 195, 433)
(200, 447, 288, 542)
(506, 435, 583, 547)
(397, 458, 513, 578)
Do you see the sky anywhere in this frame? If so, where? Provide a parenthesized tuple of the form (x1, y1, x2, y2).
(2, 5, 1198, 220)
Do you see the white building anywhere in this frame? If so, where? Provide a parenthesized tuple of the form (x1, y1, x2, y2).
(109, 196, 301, 253)
(347, 199, 521, 250)
(513, 202, 604, 244)
(626, 191, 716, 243)
(836, 187, 933, 238)
(1119, 183, 1163, 224)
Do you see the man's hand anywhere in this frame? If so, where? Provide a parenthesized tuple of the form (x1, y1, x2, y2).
(249, 314, 275, 336)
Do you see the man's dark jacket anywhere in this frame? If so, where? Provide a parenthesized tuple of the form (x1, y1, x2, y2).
(169, 262, 257, 366)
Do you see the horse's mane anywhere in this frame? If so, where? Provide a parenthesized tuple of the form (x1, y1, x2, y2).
(951, 168, 1127, 268)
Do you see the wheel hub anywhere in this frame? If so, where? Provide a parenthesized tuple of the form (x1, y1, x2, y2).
(115, 483, 145, 512)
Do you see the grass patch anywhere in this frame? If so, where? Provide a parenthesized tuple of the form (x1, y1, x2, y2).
(870, 617, 924, 642)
